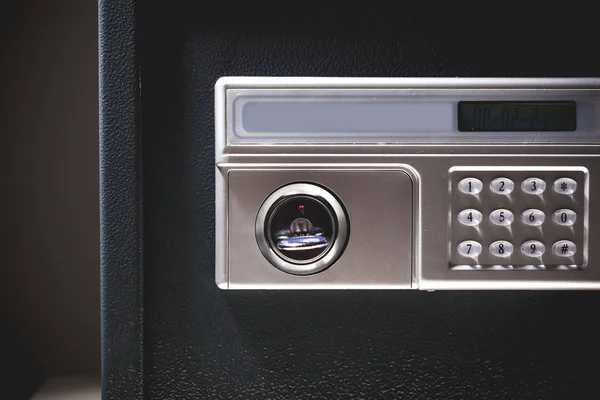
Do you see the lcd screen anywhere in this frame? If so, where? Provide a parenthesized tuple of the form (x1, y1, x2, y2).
(458, 101, 576, 131)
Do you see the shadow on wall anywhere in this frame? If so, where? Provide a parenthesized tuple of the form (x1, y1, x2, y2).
(0, 0, 100, 377)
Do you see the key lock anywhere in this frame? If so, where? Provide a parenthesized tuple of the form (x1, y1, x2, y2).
(255, 183, 350, 275)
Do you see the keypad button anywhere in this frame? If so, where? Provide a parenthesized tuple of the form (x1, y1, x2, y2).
(457, 240, 482, 257)
(521, 240, 545, 257)
(552, 240, 577, 257)
(521, 209, 545, 226)
(552, 209, 577, 226)
(553, 178, 577, 195)
(458, 178, 483, 195)
(458, 209, 483, 226)
(521, 177, 546, 195)
(489, 209, 514, 226)
(489, 240, 514, 257)
(490, 177, 514, 195)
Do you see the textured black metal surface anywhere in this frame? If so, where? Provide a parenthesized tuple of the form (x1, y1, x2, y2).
(101, 2, 600, 399)
(99, 0, 144, 398)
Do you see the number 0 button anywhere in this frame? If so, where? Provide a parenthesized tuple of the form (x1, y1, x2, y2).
(457, 240, 482, 258)
(458, 209, 483, 226)
(521, 209, 545, 226)
(521, 177, 546, 195)
(489, 209, 514, 226)
(552, 209, 577, 226)
(490, 177, 514, 195)
(458, 178, 483, 195)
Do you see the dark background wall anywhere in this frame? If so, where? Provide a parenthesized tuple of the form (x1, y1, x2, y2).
(0, 0, 99, 377)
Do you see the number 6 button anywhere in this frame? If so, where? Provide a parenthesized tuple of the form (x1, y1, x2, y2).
(521, 209, 545, 226)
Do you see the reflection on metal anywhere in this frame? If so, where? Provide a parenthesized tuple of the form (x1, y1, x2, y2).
(277, 235, 329, 251)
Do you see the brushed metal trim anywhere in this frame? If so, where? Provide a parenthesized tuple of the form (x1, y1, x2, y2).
(255, 183, 349, 276)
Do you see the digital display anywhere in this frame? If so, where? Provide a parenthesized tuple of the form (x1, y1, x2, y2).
(458, 101, 576, 132)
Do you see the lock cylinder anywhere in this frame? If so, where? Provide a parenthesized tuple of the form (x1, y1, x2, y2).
(255, 183, 349, 275)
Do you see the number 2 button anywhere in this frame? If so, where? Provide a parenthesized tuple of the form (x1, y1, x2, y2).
(490, 177, 514, 195)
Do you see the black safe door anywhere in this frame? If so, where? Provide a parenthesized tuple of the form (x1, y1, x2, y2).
(99, 2, 600, 399)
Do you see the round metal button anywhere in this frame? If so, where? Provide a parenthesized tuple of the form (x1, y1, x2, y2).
(553, 178, 577, 195)
(490, 177, 514, 195)
(457, 240, 482, 258)
(489, 209, 514, 226)
(521, 177, 546, 195)
(521, 209, 545, 226)
(489, 240, 514, 257)
(458, 178, 483, 195)
(521, 240, 545, 257)
(256, 183, 349, 275)
(552, 240, 577, 257)
(458, 209, 483, 226)
(552, 209, 577, 226)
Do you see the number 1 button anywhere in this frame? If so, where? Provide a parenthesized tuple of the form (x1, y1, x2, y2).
(458, 178, 483, 195)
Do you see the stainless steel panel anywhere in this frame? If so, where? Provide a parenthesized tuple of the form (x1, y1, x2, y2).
(222, 168, 414, 289)
(215, 77, 600, 290)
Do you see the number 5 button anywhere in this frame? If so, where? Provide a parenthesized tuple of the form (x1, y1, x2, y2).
(458, 209, 483, 226)
(490, 209, 514, 226)
(521, 209, 545, 226)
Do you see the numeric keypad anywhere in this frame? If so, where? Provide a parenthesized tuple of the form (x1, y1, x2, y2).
(450, 167, 586, 268)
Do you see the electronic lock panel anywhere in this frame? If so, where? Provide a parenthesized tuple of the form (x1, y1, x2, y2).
(215, 77, 600, 290)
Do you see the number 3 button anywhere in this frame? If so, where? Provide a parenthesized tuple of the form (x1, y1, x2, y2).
(522, 177, 546, 195)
